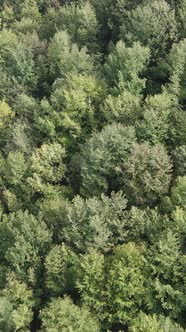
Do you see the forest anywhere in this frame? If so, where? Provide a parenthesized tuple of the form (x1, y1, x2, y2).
(0, 0, 186, 331)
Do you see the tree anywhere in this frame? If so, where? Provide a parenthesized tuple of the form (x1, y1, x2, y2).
(60, 191, 128, 253)
(39, 7, 58, 40)
(50, 73, 106, 147)
(0, 4, 15, 30)
(27, 142, 66, 197)
(45, 244, 78, 296)
(105, 243, 145, 327)
(13, 0, 41, 34)
(0, 100, 14, 129)
(126, 206, 168, 244)
(0, 30, 18, 70)
(0, 149, 31, 212)
(56, 2, 100, 53)
(102, 90, 142, 125)
(41, 191, 128, 252)
(169, 109, 186, 147)
(123, 143, 172, 206)
(168, 39, 186, 104)
(137, 92, 173, 145)
(0, 297, 13, 332)
(5, 120, 33, 155)
(40, 296, 100, 332)
(171, 176, 186, 208)
(147, 231, 185, 320)
(80, 123, 136, 197)
(76, 251, 105, 319)
(7, 40, 38, 93)
(90, 0, 140, 43)
(1, 273, 34, 331)
(120, 0, 177, 60)
(3, 151, 27, 186)
(177, 0, 186, 39)
(0, 210, 51, 284)
(129, 312, 186, 332)
(48, 30, 94, 81)
(172, 145, 186, 176)
(104, 40, 150, 94)
(171, 207, 186, 249)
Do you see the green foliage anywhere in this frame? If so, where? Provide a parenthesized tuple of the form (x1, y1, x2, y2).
(104, 40, 150, 94)
(13, 0, 41, 34)
(172, 145, 186, 176)
(177, 0, 186, 39)
(147, 231, 185, 319)
(103, 90, 142, 125)
(4, 151, 26, 186)
(45, 244, 78, 296)
(51, 73, 106, 145)
(27, 142, 66, 196)
(80, 123, 136, 196)
(137, 92, 173, 145)
(126, 207, 168, 244)
(56, 2, 100, 53)
(2, 273, 34, 331)
(105, 243, 145, 326)
(169, 109, 186, 146)
(0, 1, 185, 330)
(0, 30, 18, 68)
(5, 120, 32, 154)
(0, 210, 51, 283)
(168, 39, 186, 104)
(129, 312, 186, 332)
(0, 297, 13, 331)
(171, 207, 186, 247)
(44, 191, 127, 252)
(40, 296, 100, 332)
(76, 251, 105, 318)
(48, 30, 94, 80)
(0, 100, 14, 129)
(123, 143, 172, 206)
(121, 0, 177, 59)
(171, 176, 186, 208)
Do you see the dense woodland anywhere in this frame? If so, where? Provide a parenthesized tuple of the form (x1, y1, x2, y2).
(0, 0, 186, 331)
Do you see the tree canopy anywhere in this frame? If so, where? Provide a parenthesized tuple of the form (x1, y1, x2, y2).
(0, 1, 185, 331)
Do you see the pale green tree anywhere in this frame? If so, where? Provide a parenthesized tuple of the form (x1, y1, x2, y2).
(137, 92, 173, 145)
(147, 231, 185, 320)
(103, 90, 142, 125)
(0, 210, 51, 284)
(0, 100, 14, 129)
(45, 244, 78, 296)
(1, 273, 34, 331)
(48, 30, 94, 80)
(104, 40, 150, 94)
(129, 312, 185, 332)
(105, 243, 145, 326)
(40, 296, 100, 332)
(76, 251, 105, 319)
(51, 73, 106, 145)
(27, 142, 66, 197)
(56, 2, 100, 53)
